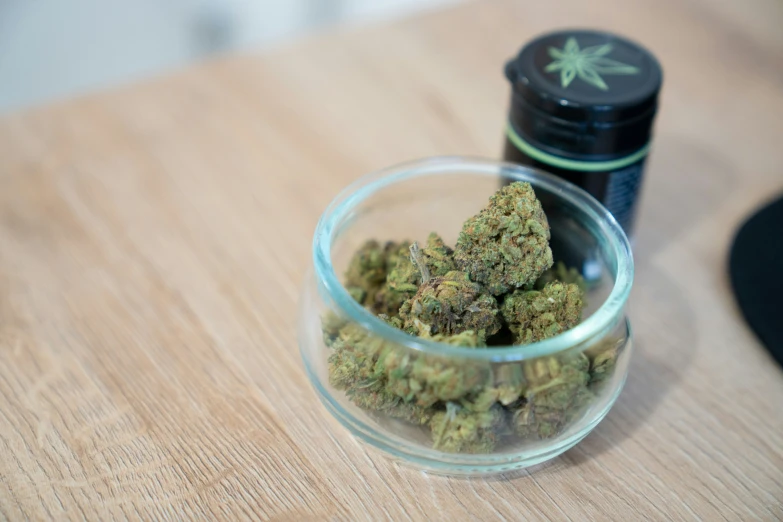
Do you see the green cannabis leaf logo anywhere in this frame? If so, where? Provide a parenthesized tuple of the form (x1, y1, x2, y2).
(545, 37, 639, 91)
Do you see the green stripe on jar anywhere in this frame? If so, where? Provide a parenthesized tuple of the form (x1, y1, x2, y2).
(506, 122, 650, 172)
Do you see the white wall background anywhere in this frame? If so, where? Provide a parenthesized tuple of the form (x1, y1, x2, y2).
(0, 0, 463, 113)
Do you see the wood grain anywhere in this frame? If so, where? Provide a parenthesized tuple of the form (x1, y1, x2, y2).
(1, 0, 782, 519)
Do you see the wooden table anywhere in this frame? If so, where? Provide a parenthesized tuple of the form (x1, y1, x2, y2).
(1, 0, 782, 519)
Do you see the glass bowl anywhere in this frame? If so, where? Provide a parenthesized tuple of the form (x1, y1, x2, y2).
(298, 157, 633, 476)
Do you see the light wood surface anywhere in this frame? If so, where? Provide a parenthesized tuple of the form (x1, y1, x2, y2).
(1, 0, 782, 519)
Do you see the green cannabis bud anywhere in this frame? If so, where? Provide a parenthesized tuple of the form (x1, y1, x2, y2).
(327, 320, 435, 424)
(322, 310, 348, 347)
(536, 261, 587, 295)
(380, 334, 491, 408)
(343, 240, 391, 307)
(500, 282, 584, 344)
(398, 271, 501, 343)
(322, 181, 624, 454)
(431, 403, 506, 453)
(375, 233, 455, 316)
(327, 323, 377, 389)
(455, 181, 553, 295)
(585, 338, 623, 385)
(513, 353, 592, 439)
(384, 239, 413, 271)
(488, 363, 526, 406)
(349, 387, 435, 425)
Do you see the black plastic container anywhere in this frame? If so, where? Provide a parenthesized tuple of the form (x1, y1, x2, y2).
(502, 29, 662, 238)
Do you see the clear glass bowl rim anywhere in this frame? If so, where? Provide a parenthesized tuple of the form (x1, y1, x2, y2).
(313, 156, 633, 362)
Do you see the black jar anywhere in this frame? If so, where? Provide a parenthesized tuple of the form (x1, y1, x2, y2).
(502, 29, 662, 238)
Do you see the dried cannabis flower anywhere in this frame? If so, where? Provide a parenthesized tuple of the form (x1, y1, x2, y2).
(321, 181, 624, 454)
(321, 310, 348, 347)
(455, 181, 553, 295)
(487, 363, 526, 407)
(513, 354, 592, 439)
(431, 403, 506, 453)
(585, 337, 623, 385)
(380, 334, 491, 408)
(327, 321, 435, 425)
(398, 271, 501, 343)
(536, 261, 587, 294)
(500, 281, 584, 344)
(326, 323, 377, 389)
(375, 233, 455, 316)
(343, 240, 390, 307)
(349, 387, 435, 425)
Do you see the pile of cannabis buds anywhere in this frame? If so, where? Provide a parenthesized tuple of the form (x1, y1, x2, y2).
(322, 182, 620, 453)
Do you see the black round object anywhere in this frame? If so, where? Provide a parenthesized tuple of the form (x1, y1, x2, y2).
(504, 29, 662, 158)
(729, 195, 783, 369)
(502, 29, 663, 238)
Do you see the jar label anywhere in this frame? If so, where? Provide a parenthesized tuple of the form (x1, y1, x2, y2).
(604, 162, 645, 233)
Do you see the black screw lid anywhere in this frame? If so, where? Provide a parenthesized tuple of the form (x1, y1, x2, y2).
(506, 29, 662, 122)
(505, 29, 663, 158)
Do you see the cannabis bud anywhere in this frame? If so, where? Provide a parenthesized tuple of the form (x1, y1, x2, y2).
(585, 338, 623, 385)
(500, 281, 584, 344)
(375, 233, 455, 316)
(380, 340, 491, 408)
(327, 320, 435, 425)
(431, 403, 506, 453)
(455, 181, 553, 295)
(322, 180, 622, 454)
(382, 356, 491, 409)
(536, 261, 587, 294)
(513, 353, 592, 439)
(399, 271, 501, 343)
(343, 240, 394, 307)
